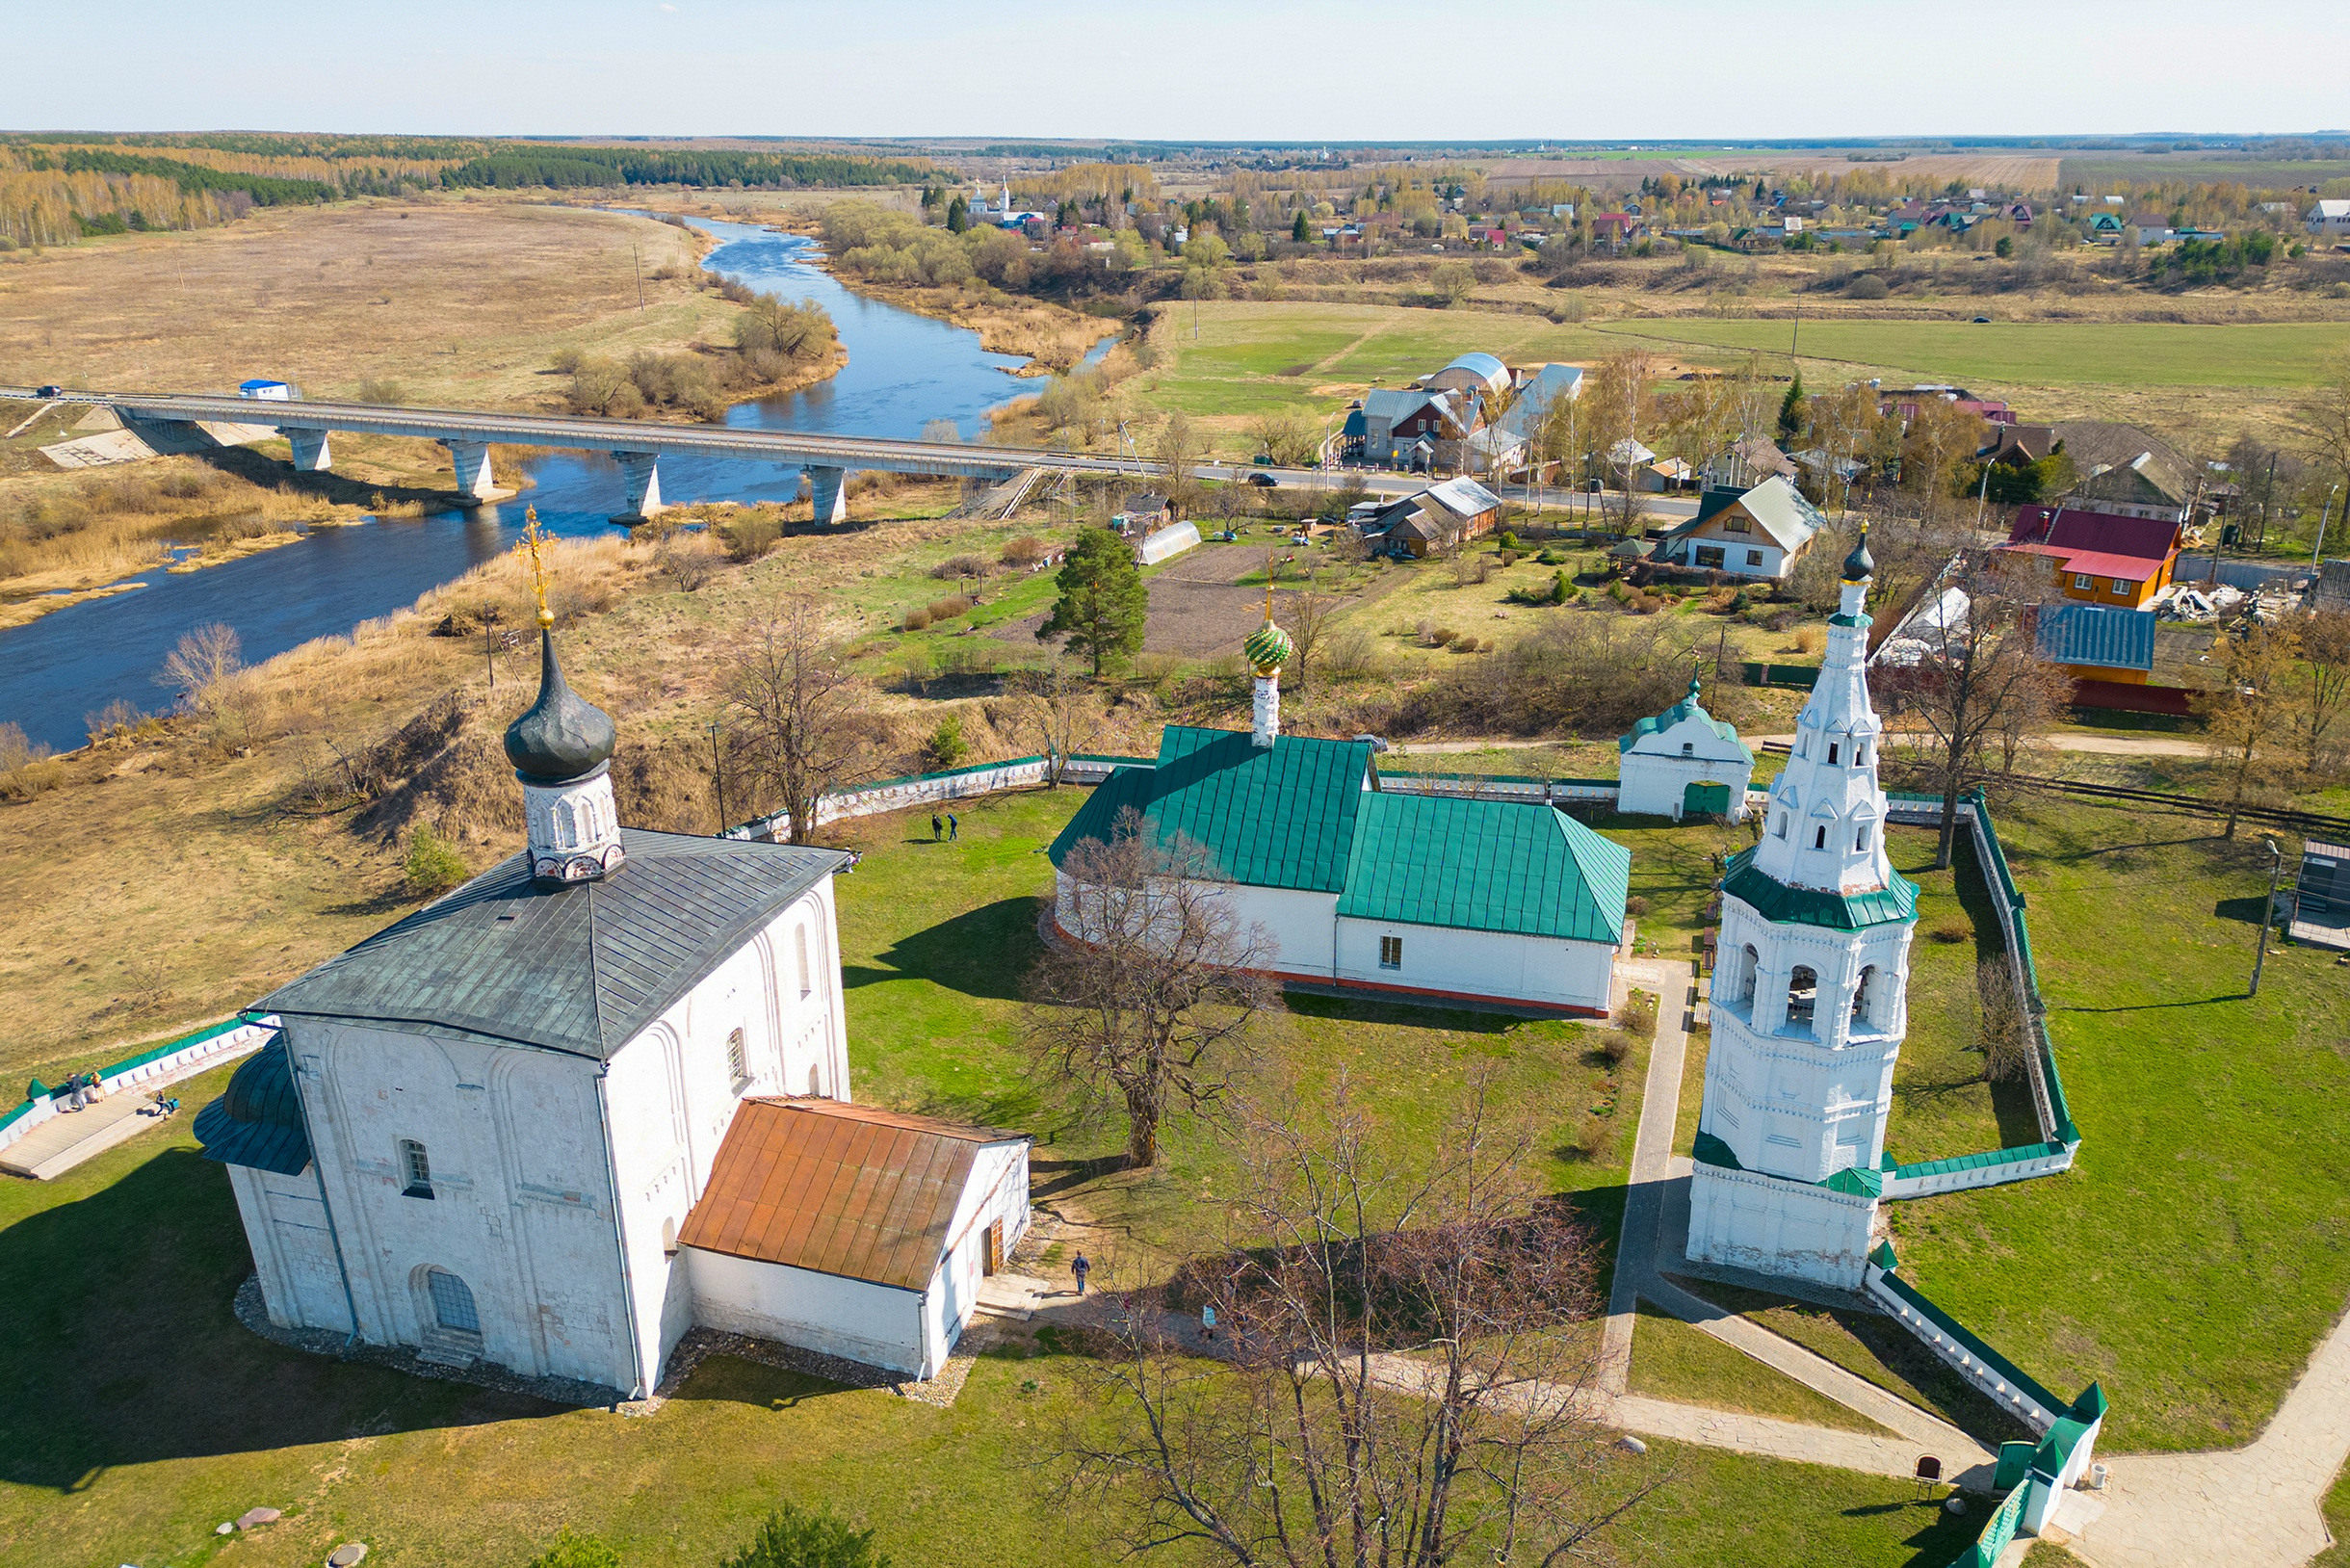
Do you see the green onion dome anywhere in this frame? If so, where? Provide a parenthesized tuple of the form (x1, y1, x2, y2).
(1244, 621, 1294, 674)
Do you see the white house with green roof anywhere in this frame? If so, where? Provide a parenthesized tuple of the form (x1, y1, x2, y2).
(1049, 635, 1631, 1016)
(1617, 675, 1755, 822)
(1686, 532, 1919, 1290)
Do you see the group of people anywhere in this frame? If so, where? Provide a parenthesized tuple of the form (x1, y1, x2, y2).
(1067, 1250, 1215, 1342)
(929, 812, 959, 842)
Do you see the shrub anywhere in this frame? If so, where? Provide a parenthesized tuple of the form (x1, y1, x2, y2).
(720, 510, 785, 562)
(525, 1529, 621, 1568)
(718, 1503, 892, 1568)
(1551, 570, 1570, 605)
(1793, 625, 1828, 656)
(1426, 626, 1458, 647)
(1001, 536, 1049, 566)
(1591, 1029, 1635, 1067)
(1536, 548, 1565, 565)
(929, 553, 990, 581)
(1929, 919, 1971, 944)
(0, 722, 64, 801)
(1498, 530, 1519, 550)
(925, 594, 973, 622)
(1574, 1115, 1614, 1161)
(1620, 989, 1658, 1041)
(901, 607, 933, 632)
(404, 825, 468, 896)
(1625, 895, 1652, 917)
(925, 713, 969, 770)
(1847, 273, 1891, 300)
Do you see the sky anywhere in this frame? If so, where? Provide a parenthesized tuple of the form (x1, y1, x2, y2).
(5, 0, 2344, 142)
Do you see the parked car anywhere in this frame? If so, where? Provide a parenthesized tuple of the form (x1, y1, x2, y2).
(36, 384, 62, 399)
(1245, 472, 1278, 487)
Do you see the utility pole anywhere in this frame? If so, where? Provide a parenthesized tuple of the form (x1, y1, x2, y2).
(2250, 837, 2282, 997)
(2315, 483, 2339, 567)
(708, 719, 726, 835)
(634, 244, 644, 313)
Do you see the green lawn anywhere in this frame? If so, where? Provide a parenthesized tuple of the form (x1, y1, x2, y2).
(1586, 317, 2350, 391)
(1888, 798, 2350, 1452)
(1627, 1301, 1892, 1435)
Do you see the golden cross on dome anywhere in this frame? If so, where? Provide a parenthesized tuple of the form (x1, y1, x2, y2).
(513, 507, 554, 628)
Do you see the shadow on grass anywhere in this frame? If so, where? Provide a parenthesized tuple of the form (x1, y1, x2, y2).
(1279, 989, 1516, 1035)
(1928, 823, 2043, 1149)
(843, 896, 1040, 1002)
(658, 1353, 857, 1412)
(0, 1147, 555, 1492)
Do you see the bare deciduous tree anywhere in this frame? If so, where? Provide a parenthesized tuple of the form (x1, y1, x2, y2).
(1018, 656, 1105, 784)
(1278, 569, 1344, 693)
(2295, 607, 2350, 777)
(1898, 400, 1989, 528)
(2197, 623, 2297, 839)
(1026, 813, 1273, 1166)
(721, 597, 878, 844)
(1057, 1070, 1658, 1567)
(1581, 352, 1657, 537)
(1881, 554, 2070, 868)
(2289, 353, 2350, 503)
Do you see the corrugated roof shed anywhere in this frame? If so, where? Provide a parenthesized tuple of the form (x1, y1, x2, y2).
(258, 829, 849, 1060)
(678, 1098, 1027, 1292)
(2035, 603, 2155, 671)
(1048, 726, 1373, 892)
(1337, 794, 1629, 943)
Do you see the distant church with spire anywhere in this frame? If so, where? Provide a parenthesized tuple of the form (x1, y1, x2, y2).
(1684, 532, 1919, 1288)
(197, 517, 1031, 1397)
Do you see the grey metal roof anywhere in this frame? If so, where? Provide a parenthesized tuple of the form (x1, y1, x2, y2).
(2035, 603, 2155, 672)
(258, 829, 849, 1060)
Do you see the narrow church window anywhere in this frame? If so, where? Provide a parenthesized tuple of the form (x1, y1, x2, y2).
(726, 1029, 749, 1094)
(1681, 741, 1693, 756)
(1813, 825, 1827, 849)
(1827, 743, 1840, 765)
(1853, 965, 1877, 1026)
(399, 1139, 434, 1199)
(794, 926, 813, 998)
(426, 1267, 479, 1334)
(1773, 813, 1788, 839)
(1855, 823, 1872, 851)
(1854, 741, 1868, 766)
(1379, 935, 1403, 970)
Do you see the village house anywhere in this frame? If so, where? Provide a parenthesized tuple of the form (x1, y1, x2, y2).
(1360, 476, 1503, 557)
(2306, 199, 2350, 241)
(2034, 601, 2157, 688)
(1651, 475, 1827, 581)
(2048, 422, 2200, 523)
(196, 553, 1029, 1397)
(1999, 505, 2182, 610)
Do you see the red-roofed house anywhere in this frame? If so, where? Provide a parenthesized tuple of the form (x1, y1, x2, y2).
(1999, 506, 2182, 609)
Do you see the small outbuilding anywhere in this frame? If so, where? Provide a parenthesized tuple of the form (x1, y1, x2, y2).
(679, 1098, 1031, 1380)
(1617, 676, 1754, 822)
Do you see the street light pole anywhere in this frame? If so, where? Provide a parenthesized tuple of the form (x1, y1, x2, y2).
(708, 719, 726, 835)
(2250, 837, 2282, 997)
(2315, 483, 2339, 568)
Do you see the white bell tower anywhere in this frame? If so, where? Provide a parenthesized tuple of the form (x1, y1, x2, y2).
(1685, 532, 1919, 1290)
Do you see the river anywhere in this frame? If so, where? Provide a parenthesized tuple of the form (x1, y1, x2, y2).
(0, 218, 1089, 753)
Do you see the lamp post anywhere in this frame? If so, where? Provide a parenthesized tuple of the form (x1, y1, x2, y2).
(2250, 837, 2282, 998)
(2315, 483, 2339, 568)
(708, 719, 726, 836)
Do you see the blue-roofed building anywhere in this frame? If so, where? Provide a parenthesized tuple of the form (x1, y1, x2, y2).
(2035, 602, 2155, 683)
(1049, 699, 1629, 1014)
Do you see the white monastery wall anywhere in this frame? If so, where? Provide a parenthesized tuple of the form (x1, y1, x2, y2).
(1686, 1162, 1876, 1289)
(686, 1248, 930, 1376)
(1332, 919, 1613, 1012)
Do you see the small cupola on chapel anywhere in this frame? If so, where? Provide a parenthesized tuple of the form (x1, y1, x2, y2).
(502, 512, 624, 884)
(1754, 529, 1891, 895)
(1243, 579, 1293, 749)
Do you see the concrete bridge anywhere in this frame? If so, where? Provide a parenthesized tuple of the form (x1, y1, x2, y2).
(9, 387, 1167, 525)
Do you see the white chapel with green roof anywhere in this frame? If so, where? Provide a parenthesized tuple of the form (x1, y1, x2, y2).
(1049, 616, 1632, 1015)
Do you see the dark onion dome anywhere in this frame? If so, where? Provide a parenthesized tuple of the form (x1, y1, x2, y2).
(504, 629, 616, 783)
(1841, 528, 1875, 583)
(1244, 620, 1294, 673)
(194, 1035, 313, 1176)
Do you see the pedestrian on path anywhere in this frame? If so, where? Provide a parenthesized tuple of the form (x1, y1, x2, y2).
(930, 813, 942, 842)
(1200, 1303, 1216, 1342)
(948, 812, 959, 840)
(1072, 1251, 1090, 1296)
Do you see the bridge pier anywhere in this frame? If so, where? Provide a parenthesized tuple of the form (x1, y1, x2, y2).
(442, 439, 513, 506)
(610, 451, 666, 525)
(285, 428, 332, 473)
(806, 465, 849, 526)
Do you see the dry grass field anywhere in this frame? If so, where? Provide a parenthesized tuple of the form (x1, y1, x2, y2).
(0, 199, 718, 408)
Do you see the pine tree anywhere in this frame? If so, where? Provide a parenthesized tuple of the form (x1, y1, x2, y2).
(1037, 527, 1149, 677)
(1778, 372, 1807, 442)
(945, 195, 968, 233)
(1292, 208, 1311, 243)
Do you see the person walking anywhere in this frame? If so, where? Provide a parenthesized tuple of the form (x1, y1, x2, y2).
(930, 813, 942, 842)
(1200, 1302, 1216, 1343)
(948, 812, 959, 840)
(1071, 1250, 1091, 1296)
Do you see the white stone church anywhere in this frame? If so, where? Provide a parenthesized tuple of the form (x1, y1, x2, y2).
(1685, 533, 1919, 1290)
(197, 564, 1029, 1398)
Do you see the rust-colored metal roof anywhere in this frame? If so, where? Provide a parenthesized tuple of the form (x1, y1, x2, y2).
(678, 1099, 1026, 1292)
